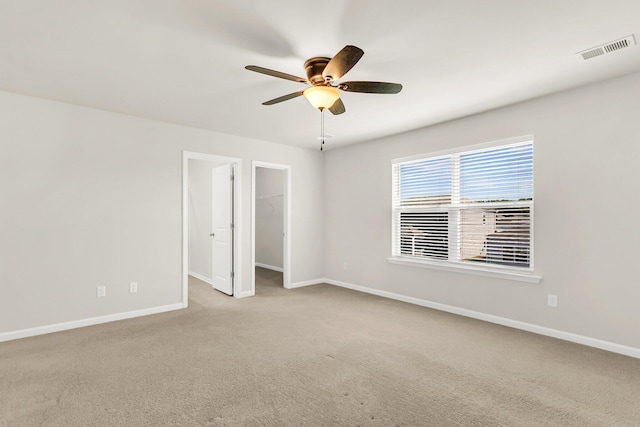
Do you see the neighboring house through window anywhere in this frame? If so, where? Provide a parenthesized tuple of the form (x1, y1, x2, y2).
(391, 136, 534, 274)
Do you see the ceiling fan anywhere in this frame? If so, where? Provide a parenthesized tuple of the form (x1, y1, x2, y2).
(245, 45, 402, 115)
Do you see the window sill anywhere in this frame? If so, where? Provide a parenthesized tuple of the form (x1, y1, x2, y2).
(386, 257, 542, 284)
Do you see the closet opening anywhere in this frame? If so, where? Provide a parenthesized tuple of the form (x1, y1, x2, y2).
(251, 161, 291, 294)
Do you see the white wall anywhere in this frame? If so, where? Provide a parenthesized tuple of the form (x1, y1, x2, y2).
(323, 71, 640, 351)
(188, 159, 224, 280)
(3, 72, 639, 354)
(0, 90, 324, 336)
(255, 167, 284, 270)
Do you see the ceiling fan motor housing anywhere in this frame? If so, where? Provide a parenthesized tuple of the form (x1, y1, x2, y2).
(304, 57, 331, 85)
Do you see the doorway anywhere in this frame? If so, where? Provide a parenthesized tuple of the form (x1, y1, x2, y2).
(251, 161, 291, 294)
(182, 152, 242, 305)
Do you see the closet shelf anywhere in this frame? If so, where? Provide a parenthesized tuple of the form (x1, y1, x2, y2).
(256, 194, 283, 199)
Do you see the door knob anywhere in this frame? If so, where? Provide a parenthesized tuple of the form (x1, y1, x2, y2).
(210, 233, 215, 237)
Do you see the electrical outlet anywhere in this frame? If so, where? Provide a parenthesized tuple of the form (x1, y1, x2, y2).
(97, 286, 106, 298)
(343, 262, 348, 270)
(129, 282, 138, 293)
(547, 294, 558, 308)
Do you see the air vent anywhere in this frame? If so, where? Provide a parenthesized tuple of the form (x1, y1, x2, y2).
(577, 35, 636, 61)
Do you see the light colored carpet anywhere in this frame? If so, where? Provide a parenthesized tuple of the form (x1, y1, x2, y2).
(1, 268, 639, 426)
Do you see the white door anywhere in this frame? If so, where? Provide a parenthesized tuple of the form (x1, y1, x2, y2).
(211, 163, 233, 295)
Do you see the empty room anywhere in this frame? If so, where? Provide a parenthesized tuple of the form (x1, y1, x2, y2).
(1, 1, 639, 425)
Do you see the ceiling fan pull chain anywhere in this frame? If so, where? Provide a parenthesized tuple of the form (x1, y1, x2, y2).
(320, 108, 325, 151)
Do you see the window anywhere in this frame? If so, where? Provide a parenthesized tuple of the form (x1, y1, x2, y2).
(392, 137, 534, 274)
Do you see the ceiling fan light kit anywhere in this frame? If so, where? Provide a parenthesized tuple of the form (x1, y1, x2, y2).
(303, 86, 340, 110)
(245, 45, 402, 149)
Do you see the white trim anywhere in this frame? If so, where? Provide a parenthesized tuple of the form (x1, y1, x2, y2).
(288, 279, 325, 289)
(0, 303, 184, 343)
(7, 277, 636, 359)
(188, 271, 214, 286)
(324, 278, 639, 359)
(255, 263, 284, 273)
(183, 151, 242, 302)
(390, 137, 536, 279)
(251, 161, 292, 292)
(234, 290, 255, 298)
(386, 257, 542, 284)
(391, 134, 534, 164)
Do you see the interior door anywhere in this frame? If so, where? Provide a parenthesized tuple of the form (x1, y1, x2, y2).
(211, 163, 233, 295)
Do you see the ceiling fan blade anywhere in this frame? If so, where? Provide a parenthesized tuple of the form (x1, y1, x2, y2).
(338, 81, 403, 94)
(328, 98, 346, 115)
(262, 91, 305, 105)
(322, 45, 364, 82)
(245, 65, 308, 84)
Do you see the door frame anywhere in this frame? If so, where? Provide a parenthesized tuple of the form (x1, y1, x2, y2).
(251, 161, 291, 293)
(182, 151, 242, 306)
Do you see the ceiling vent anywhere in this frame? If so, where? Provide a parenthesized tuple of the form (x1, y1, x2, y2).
(577, 35, 636, 61)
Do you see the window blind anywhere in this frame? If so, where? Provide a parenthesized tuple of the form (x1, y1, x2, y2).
(392, 140, 533, 271)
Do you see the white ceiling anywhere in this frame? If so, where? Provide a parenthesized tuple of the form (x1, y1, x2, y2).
(1, 0, 639, 150)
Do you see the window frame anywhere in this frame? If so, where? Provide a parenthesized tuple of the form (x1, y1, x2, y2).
(388, 135, 541, 284)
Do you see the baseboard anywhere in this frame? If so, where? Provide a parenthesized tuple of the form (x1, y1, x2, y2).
(0, 303, 184, 343)
(255, 263, 284, 273)
(189, 271, 214, 286)
(234, 290, 255, 298)
(324, 278, 640, 360)
(287, 278, 325, 289)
